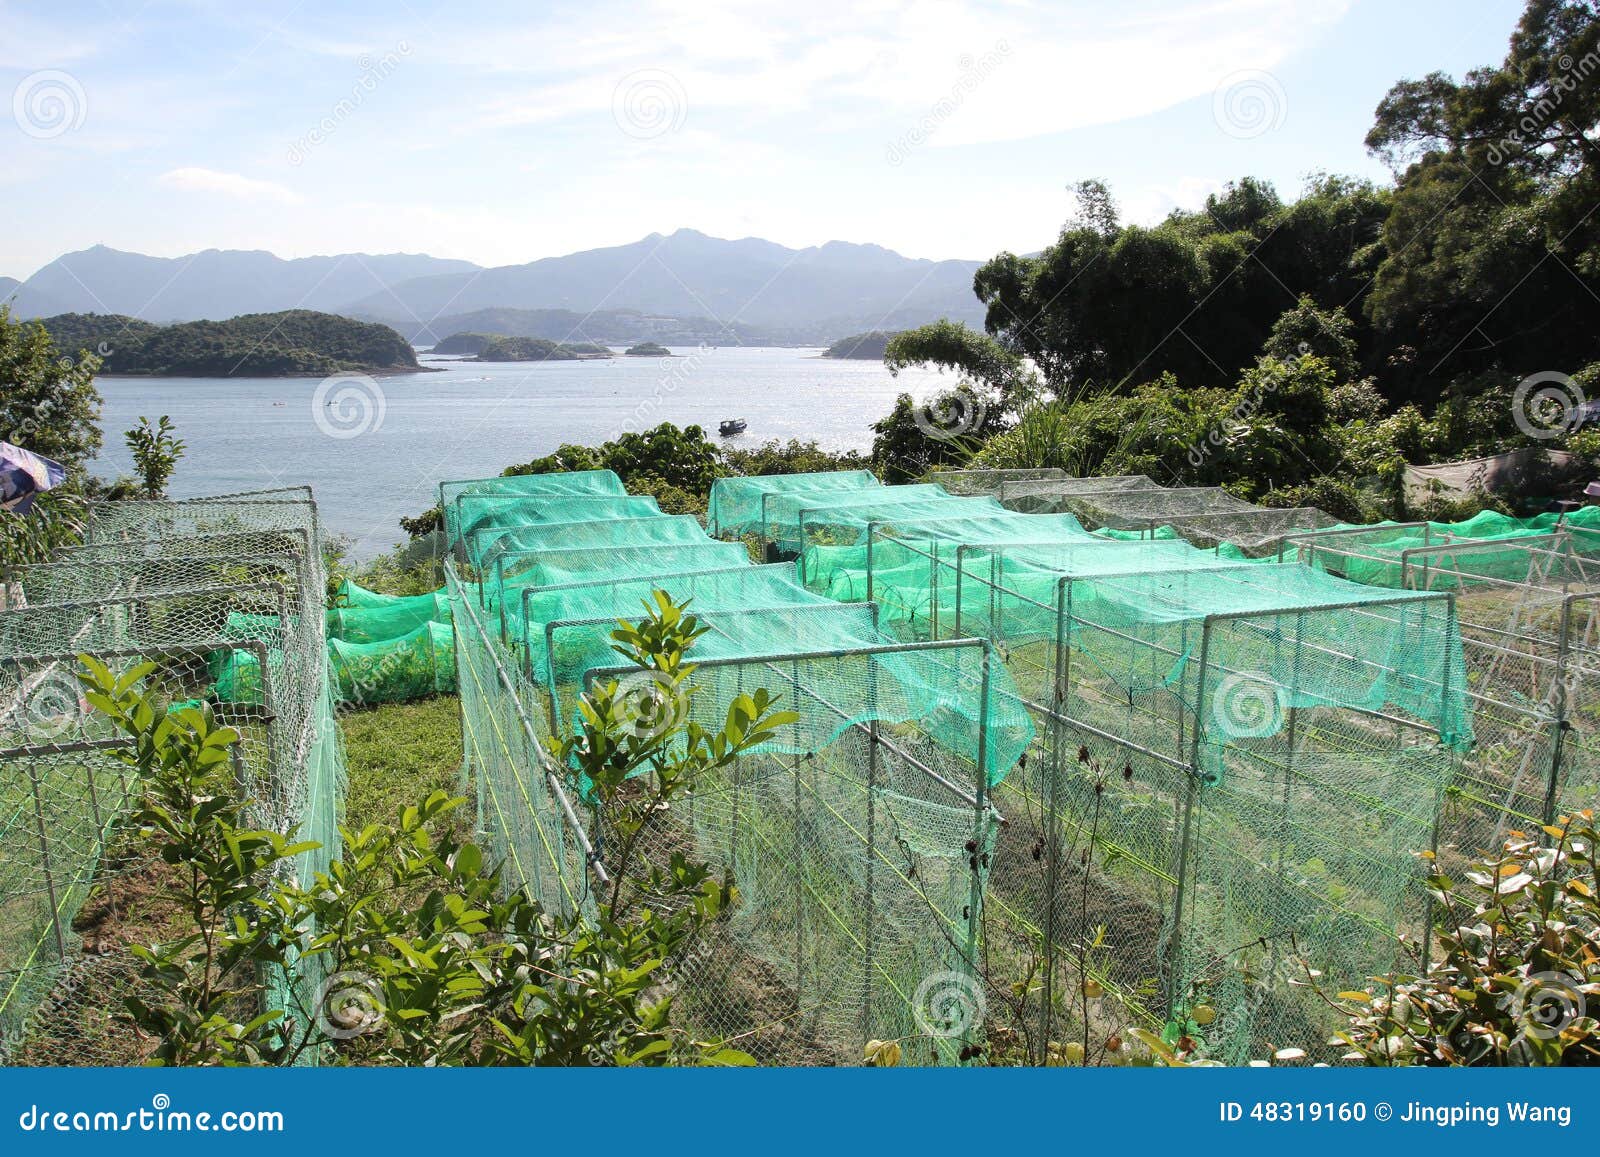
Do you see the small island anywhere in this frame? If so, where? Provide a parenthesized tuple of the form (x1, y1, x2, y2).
(623, 341, 671, 356)
(35, 309, 426, 376)
(821, 330, 901, 359)
(472, 335, 613, 362)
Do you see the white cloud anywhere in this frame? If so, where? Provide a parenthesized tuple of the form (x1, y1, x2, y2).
(460, 0, 1351, 144)
(158, 167, 304, 204)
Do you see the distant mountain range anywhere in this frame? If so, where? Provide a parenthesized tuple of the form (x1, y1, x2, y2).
(4, 230, 984, 345)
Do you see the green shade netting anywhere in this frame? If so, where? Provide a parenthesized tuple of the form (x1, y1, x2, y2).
(327, 592, 451, 643)
(439, 469, 625, 510)
(329, 620, 456, 704)
(518, 563, 826, 683)
(1060, 563, 1474, 767)
(863, 537, 1262, 636)
(790, 496, 1037, 552)
(552, 601, 1033, 784)
(469, 513, 712, 570)
(762, 486, 971, 551)
(708, 470, 881, 536)
(482, 543, 753, 636)
(332, 579, 420, 608)
(801, 511, 1095, 598)
(449, 494, 663, 549)
(1296, 507, 1600, 587)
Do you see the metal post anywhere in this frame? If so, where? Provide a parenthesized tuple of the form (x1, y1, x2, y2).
(1038, 575, 1068, 1059)
(963, 645, 993, 1061)
(1165, 617, 1211, 1019)
(26, 758, 69, 963)
(864, 655, 879, 1040)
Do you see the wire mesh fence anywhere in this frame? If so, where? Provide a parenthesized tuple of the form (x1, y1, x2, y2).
(0, 489, 346, 1064)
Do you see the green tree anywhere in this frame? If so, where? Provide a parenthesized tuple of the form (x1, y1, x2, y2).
(125, 415, 186, 499)
(0, 306, 103, 470)
(1364, 0, 1600, 396)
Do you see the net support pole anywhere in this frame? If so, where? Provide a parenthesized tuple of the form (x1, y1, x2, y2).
(1038, 575, 1069, 1060)
(963, 644, 993, 1061)
(1165, 617, 1212, 1020)
(25, 758, 68, 964)
(1545, 593, 1578, 832)
(864, 655, 879, 1041)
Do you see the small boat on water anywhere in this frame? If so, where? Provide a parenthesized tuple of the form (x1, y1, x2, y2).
(718, 418, 747, 436)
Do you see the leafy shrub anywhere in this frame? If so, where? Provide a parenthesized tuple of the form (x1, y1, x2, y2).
(1329, 813, 1599, 1066)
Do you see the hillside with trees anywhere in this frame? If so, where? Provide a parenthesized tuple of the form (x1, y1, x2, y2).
(472, 335, 612, 361)
(872, 0, 1600, 517)
(822, 331, 900, 359)
(35, 310, 423, 376)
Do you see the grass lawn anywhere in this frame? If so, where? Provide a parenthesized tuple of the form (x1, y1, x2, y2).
(338, 695, 465, 833)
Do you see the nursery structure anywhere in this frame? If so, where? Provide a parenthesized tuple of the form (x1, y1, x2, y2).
(0, 489, 345, 1062)
(447, 469, 1035, 1063)
(721, 476, 1475, 1063)
(1287, 521, 1600, 854)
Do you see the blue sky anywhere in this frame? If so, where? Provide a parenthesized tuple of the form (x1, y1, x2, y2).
(1, 0, 1529, 279)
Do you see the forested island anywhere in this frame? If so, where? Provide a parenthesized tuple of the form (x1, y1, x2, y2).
(471, 335, 613, 361)
(624, 341, 671, 356)
(35, 310, 423, 376)
(822, 331, 900, 359)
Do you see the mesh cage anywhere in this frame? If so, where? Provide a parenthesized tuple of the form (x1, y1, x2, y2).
(735, 480, 1474, 1063)
(1292, 527, 1600, 859)
(923, 468, 1066, 496)
(447, 493, 662, 553)
(441, 466, 1040, 1063)
(998, 475, 1160, 512)
(708, 470, 882, 537)
(0, 489, 346, 1065)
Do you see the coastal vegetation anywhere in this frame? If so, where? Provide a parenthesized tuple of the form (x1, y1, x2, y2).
(472, 335, 612, 361)
(822, 330, 900, 359)
(35, 309, 422, 376)
(624, 341, 671, 356)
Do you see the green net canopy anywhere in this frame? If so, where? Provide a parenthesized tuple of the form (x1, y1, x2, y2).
(903, 538, 1264, 641)
(516, 563, 826, 681)
(801, 512, 1097, 599)
(330, 620, 456, 704)
(1058, 563, 1473, 757)
(449, 494, 663, 551)
(708, 470, 882, 537)
(1292, 521, 1600, 588)
(551, 601, 1033, 784)
(327, 591, 451, 643)
(439, 469, 625, 510)
(792, 496, 1033, 552)
(761, 485, 967, 551)
(469, 513, 712, 571)
(483, 542, 752, 633)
